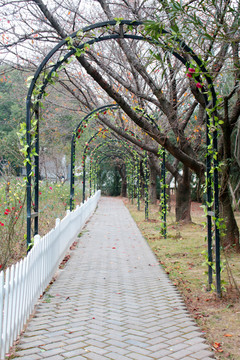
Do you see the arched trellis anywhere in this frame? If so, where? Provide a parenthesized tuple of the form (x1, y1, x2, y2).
(26, 19, 220, 294)
(93, 150, 136, 197)
(135, 108, 167, 236)
(71, 103, 155, 219)
(84, 136, 152, 221)
(86, 137, 141, 202)
(70, 104, 120, 210)
(92, 149, 141, 208)
(70, 103, 167, 215)
(81, 128, 114, 203)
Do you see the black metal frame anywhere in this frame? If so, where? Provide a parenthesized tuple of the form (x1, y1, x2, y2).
(89, 143, 137, 198)
(71, 103, 150, 211)
(70, 104, 120, 210)
(26, 19, 220, 295)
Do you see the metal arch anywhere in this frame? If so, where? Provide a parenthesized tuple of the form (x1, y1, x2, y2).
(70, 104, 134, 208)
(70, 104, 120, 209)
(88, 138, 139, 181)
(90, 153, 128, 196)
(88, 138, 138, 161)
(135, 107, 167, 235)
(92, 149, 134, 194)
(81, 128, 140, 202)
(97, 154, 128, 165)
(71, 103, 149, 208)
(26, 19, 219, 295)
(89, 140, 142, 208)
(92, 149, 137, 197)
(81, 128, 110, 203)
(91, 143, 141, 211)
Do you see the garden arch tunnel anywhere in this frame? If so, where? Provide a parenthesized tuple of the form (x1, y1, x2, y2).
(70, 103, 157, 208)
(93, 151, 136, 198)
(83, 135, 142, 196)
(26, 19, 220, 294)
(70, 103, 168, 210)
(91, 153, 129, 195)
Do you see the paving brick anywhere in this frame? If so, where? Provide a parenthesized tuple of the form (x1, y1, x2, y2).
(170, 348, 193, 359)
(126, 339, 149, 348)
(83, 345, 109, 355)
(14, 355, 42, 360)
(105, 352, 132, 360)
(106, 339, 129, 348)
(187, 343, 210, 353)
(84, 339, 108, 348)
(105, 345, 130, 355)
(63, 342, 87, 351)
(127, 352, 154, 360)
(151, 348, 173, 358)
(148, 342, 170, 352)
(41, 341, 66, 351)
(40, 348, 65, 358)
(17, 339, 45, 349)
(84, 352, 110, 360)
(192, 350, 215, 359)
(13, 348, 42, 357)
(126, 346, 151, 356)
(62, 348, 87, 358)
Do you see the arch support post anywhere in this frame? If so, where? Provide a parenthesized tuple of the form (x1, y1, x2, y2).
(70, 137, 76, 211)
(26, 99, 32, 250)
(161, 149, 167, 239)
(206, 105, 221, 296)
(82, 156, 86, 203)
(89, 161, 92, 197)
(213, 128, 221, 297)
(26, 100, 40, 250)
(206, 113, 213, 290)
(34, 108, 40, 237)
(137, 160, 140, 211)
(144, 152, 149, 220)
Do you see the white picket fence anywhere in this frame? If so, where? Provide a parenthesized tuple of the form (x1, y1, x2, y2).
(0, 190, 101, 359)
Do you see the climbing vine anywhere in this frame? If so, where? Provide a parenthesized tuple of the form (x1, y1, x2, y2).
(158, 147, 168, 238)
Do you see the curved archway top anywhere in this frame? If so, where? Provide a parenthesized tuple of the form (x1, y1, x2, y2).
(72, 103, 161, 149)
(93, 149, 134, 165)
(73, 104, 120, 142)
(79, 125, 143, 160)
(97, 154, 127, 165)
(88, 138, 140, 161)
(27, 18, 216, 109)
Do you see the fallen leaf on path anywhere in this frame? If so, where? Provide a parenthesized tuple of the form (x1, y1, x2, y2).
(213, 342, 223, 352)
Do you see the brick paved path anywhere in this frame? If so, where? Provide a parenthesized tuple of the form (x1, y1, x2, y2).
(14, 197, 214, 360)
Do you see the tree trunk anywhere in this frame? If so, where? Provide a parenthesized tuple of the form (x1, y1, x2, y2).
(220, 185, 240, 251)
(117, 164, 127, 197)
(176, 165, 192, 222)
(166, 172, 173, 212)
(121, 180, 127, 197)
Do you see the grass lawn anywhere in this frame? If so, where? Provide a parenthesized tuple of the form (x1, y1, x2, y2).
(125, 196, 240, 360)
